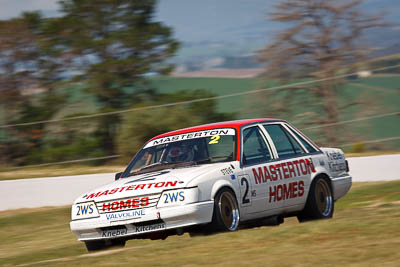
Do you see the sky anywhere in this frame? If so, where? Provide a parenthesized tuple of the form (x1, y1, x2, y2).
(1, 0, 399, 59)
(0, 0, 274, 43)
(1, 0, 399, 43)
(155, 0, 276, 43)
(0, 0, 60, 19)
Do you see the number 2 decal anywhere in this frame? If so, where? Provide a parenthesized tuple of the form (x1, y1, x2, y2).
(208, 135, 220, 144)
(241, 177, 250, 204)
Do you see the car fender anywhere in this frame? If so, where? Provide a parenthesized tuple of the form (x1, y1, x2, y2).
(210, 179, 239, 201)
(310, 171, 332, 187)
(185, 162, 241, 202)
(309, 153, 333, 181)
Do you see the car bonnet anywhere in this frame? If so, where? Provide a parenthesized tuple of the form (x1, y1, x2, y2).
(74, 163, 230, 203)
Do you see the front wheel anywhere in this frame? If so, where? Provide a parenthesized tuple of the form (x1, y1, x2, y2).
(298, 176, 334, 222)
(210, 188, 240, 232)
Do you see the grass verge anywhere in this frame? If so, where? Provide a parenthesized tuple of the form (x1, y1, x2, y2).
(0, 165, 125, 181)
(0, 181, 399, 266)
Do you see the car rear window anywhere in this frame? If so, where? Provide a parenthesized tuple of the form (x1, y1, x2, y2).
(263, 124, 304, 158)
(286, 126, 318, 153)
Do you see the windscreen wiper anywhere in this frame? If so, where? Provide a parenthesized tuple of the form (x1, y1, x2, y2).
(138, 161, 171, 172)
(193, 156, 232, 164)
(126, 161, 171, 177)
(193, 158, 212, 165)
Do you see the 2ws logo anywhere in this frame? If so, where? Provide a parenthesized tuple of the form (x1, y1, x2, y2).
(76, 203, 94, 216)
(163, 191, 185, 204)
(158, 188, 198, 208)
(73, 202, 99, 220)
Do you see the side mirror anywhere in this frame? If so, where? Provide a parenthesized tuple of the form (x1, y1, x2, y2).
(115, 172, 123, 181)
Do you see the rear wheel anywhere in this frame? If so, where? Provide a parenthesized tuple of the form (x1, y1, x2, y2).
(298, 176, 334, 222)
(210, 188, 240, 232)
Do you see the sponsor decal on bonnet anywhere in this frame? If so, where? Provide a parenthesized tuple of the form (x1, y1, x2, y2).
(85, 180, 178, 199)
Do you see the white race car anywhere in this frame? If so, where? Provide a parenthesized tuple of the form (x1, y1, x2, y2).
(70, 119, 352, 251)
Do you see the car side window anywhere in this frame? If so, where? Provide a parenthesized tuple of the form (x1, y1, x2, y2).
(242, 126, 271, 165)
(263, 124, 304, 158)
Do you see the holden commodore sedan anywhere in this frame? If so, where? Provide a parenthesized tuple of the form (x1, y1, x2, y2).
(70, 118, 352, 251)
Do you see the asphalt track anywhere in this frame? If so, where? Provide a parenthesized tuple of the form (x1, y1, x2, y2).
(0, 154, 399, 211)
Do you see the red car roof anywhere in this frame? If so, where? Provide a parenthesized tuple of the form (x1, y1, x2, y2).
(149, 118, 282, 141)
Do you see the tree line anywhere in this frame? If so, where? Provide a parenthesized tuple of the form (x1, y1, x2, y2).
(0, 0, 387, 166)
(0, 0, 233, 166)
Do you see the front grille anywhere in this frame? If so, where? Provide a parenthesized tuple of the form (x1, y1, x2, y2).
(96, 193, 161, 214)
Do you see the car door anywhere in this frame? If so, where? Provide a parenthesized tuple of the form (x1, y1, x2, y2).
(261, 123, 313, 212)
(240, 125, 284, 217)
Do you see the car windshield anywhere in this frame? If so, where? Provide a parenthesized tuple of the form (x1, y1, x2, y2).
(123, 128, 236, 177)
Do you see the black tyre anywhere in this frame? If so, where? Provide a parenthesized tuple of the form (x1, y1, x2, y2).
(84, 240, 107, 252)
(84, 238, 126, 252)
(210, 188, 240, 232)
(111, 238, 126, 247)
(298, 176, 334, 222)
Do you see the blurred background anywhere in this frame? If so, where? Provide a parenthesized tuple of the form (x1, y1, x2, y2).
(0, 0, 399, 169)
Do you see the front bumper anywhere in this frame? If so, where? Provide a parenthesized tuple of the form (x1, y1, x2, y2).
(70, 200, 214, 241)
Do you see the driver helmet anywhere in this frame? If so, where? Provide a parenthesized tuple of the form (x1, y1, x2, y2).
(167, 143, 194, 162)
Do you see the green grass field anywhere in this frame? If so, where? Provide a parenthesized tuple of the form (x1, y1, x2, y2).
(1, 181, 399, 266)
(1, 69, 399, 170)
(149, 76, 258, 114)
(93, 74, 400, 150)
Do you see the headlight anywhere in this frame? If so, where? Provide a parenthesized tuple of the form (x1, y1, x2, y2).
(157, 187, 199, 208)
(71, 201, 99, 220)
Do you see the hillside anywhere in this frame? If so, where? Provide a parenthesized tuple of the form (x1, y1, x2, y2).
(1, 55, 399, 153)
